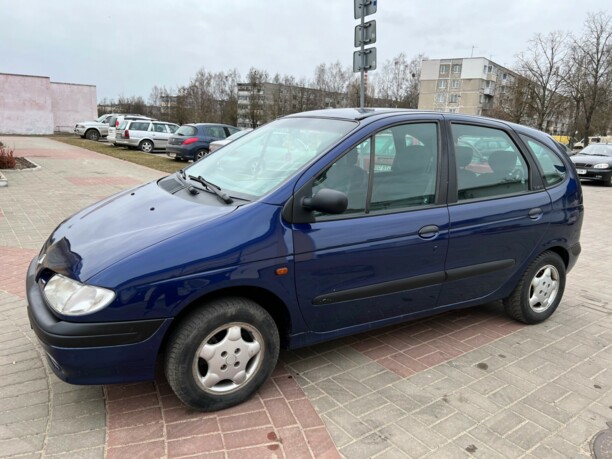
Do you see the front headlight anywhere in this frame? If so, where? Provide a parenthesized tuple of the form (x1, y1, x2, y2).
(43, 274, 115, 316)
(593, 163, 610, 169)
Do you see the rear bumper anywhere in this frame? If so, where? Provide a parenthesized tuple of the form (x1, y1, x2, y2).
(166, 145, 195, 160)
(26, 257, 172, 384)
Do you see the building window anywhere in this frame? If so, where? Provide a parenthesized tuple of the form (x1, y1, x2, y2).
(449, 94, 459, 103)
(438, 80, 447, 89)
(440, 64, 449, 74)
(483, 65, 493, 74)
(448, 108, 457, 113)
(451, 79, 460, 89)
(452, 64, 461, 74)
(436, 94, 446, 103)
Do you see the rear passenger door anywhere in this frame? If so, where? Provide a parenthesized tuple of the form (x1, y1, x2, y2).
(439, 120, 552, 306)
(151, 123, 171, 148)
(294, 119, 450, 332)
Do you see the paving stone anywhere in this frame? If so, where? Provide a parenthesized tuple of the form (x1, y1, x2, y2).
(45, 429, 106, 455)
(377, 423, 431, 458)
(505, 420, 549, 450)
(0, 434, 45, 456)
(0, 418, 47, 441)
(467, 424, 526, 457)
(340, 432, 391, 459)
(430, 412, 477, 439)
(396, 417, 447, 450)
(323, 407, 372, 440)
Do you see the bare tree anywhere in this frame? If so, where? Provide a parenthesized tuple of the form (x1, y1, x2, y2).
(516, 31, 568, 131)
(376, 53, 424, 108)
(571, 12, 612, 145)
(245, 68, 269, 128)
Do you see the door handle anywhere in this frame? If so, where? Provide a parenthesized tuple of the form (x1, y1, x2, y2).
(418, 225, 440, 239)
(528, 208, 543, 219)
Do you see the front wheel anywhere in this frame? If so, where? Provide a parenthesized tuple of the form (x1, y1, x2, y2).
(85, 129, 100, 141)
(504, 251, 566, 324)
(139, 140, 154, 153)
(164, 297, 280, 411)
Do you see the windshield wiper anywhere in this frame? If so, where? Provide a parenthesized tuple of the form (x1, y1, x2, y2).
(188, 175, 233, 204)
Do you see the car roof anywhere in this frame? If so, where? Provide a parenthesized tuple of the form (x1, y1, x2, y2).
(285, 108, 552, 141)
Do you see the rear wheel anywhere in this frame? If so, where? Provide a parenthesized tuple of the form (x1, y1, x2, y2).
(195, 149, 209, 160)
(504, 251, 566, 324)
(139, 140, 154, 153)
(85, 129, 100, 141)
(164, 297, 279, 411)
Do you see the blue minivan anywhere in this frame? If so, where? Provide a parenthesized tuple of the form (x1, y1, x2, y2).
(26, 109, 583, 411)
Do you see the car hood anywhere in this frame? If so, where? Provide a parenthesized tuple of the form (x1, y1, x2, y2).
(39, 180, 236, 282)
(571, 154, 612, 164)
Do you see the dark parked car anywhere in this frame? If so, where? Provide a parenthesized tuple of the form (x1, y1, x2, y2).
(166, 123, 240, 161)
(26, 109, 583, 412)
(570, 144, 612, 186)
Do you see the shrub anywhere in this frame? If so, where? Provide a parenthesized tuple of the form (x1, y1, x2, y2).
(0, 143, 16, 169)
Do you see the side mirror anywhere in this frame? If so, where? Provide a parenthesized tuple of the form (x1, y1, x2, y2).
(302, 188, 348, 214)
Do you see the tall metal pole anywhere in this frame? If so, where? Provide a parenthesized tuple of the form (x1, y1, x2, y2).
(360, 5, 365, 109)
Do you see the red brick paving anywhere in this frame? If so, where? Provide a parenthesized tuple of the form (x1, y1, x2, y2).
(0, 247, 38, 298)
(351, 307, 526, 378)
(104, 367, 339, 459)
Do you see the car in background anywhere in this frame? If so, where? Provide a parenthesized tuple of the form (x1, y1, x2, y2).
(570, 143, 612, 186)
(208, 128, 252, 153)
(74, 114, 113, 141)
(166, 123, 240, 161)
(107, 114, 154, 146)
(115, 120, 179, 152)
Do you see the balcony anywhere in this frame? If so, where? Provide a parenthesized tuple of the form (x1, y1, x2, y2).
(484, 87, 495, 96)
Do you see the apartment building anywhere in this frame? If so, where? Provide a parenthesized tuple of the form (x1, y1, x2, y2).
(417, 57, 517, 116)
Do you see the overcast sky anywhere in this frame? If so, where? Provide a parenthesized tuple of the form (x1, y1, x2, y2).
(1, 0, 609, 102)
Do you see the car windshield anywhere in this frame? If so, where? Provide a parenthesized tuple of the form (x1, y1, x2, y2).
(96, 114, 109, 122)
(225, 129, 252, 141)
(581, 145, 612, 157)
(185, 117, 357, 199)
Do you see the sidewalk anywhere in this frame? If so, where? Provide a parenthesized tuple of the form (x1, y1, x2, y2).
(1, 136, 610, 458)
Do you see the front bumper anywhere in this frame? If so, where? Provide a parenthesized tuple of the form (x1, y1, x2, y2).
(26, 257, 172, 384)
(574, 168, 612, 182)
(74, 127, 86, 136)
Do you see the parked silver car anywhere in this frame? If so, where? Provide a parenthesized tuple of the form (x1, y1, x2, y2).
(107, 114, 154, 145)
(116, 120, 179, 152)
(208, 128, 252, 153)
(74, 114, 113, 141)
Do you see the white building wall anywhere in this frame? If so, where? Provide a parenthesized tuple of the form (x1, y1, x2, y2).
(0, 73, 54, 134)
(461, 58, 488, 79)
(51, 82, 97, 133)
(0, 73, 97, 135)
(420, 60, 441, 80)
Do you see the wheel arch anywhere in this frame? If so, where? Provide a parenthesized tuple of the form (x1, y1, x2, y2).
(545, 245, 569, 268)
(159, 286, 292, 357)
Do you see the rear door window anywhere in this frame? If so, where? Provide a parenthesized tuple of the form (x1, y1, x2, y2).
(452, 124, 529, 200)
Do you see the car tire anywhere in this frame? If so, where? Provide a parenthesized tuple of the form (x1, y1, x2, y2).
(85, 129, 100, 141)
(164, 297, 279, 411)
(139, 140, 154, 153)
(503, 251, 566, 324)
(604, 174, 612, 187)
(195, 149, 209, 160)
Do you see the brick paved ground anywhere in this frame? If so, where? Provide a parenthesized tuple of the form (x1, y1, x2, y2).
(0, 136, 610, 458)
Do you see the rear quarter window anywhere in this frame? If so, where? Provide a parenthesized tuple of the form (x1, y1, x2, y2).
(130, 122, 151, 131)
(521, 135, 566, 187)
(176, 125, 197, 136)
